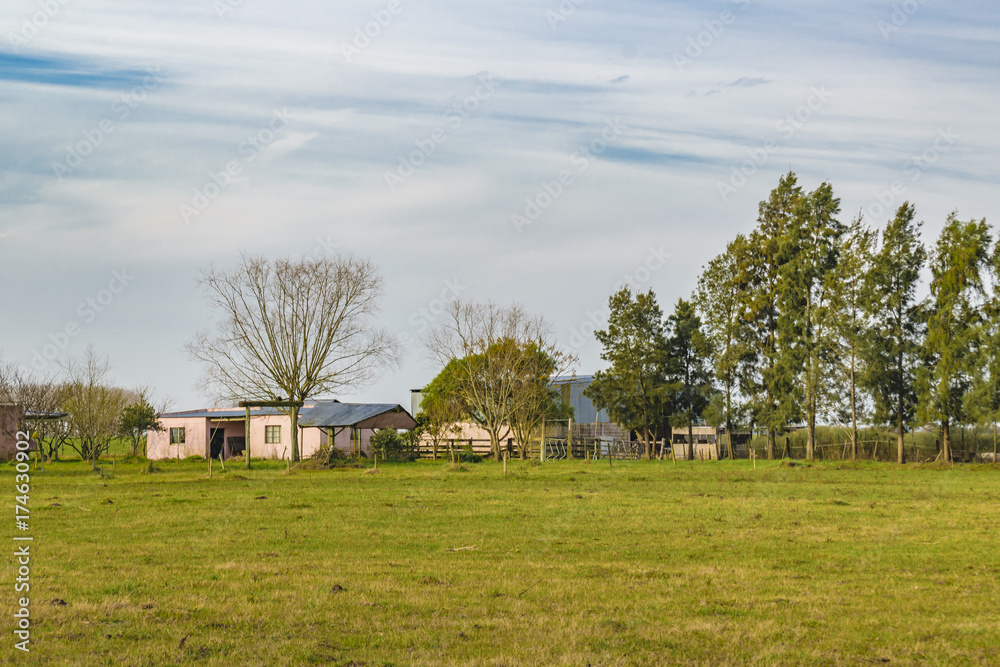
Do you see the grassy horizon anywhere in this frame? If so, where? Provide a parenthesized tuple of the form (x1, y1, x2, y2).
(4, 457, 999, 665)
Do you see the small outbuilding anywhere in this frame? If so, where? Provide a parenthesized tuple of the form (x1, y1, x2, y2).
(147, 399, 415, 461)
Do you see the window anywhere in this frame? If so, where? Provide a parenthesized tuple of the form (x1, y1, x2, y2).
(170, 427, 186, 445)
(265, 425, 282, 444)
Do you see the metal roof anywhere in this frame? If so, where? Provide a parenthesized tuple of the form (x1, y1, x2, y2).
(298, 403, 413, 429)
(161, 400, 415, 429)
(552, 375, 596, 384)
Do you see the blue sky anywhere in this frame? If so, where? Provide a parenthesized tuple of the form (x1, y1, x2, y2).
(1, 0, 998, 410)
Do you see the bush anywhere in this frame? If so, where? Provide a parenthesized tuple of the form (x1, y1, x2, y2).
(460, 442, 482, 464)
(371, 429, 414, 461)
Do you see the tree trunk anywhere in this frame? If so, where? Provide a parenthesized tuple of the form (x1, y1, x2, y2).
(767, 428, 775, 460)
(850, 349, 858, 461)
(687, 420, 694, 462)
(290, 406, 300, 462)
(897, 417, 905, 465)
(806, 409, 815, 462)
(897, 350, 905, 464)
(942, 419, 951, 462)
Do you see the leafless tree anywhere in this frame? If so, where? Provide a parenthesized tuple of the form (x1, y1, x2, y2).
(0, 358, 68, 460)
(188, 253, 398, 462)
(427, 301, 574, 460)
(61, 347, 130, 467)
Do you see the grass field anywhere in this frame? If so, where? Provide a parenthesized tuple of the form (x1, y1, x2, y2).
(4, 457, 1000, 665)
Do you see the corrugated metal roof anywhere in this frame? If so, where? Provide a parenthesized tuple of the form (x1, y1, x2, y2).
(299, 403, 409, 428)
(161, 400, 413, 428)
(552, 375, 596, 384)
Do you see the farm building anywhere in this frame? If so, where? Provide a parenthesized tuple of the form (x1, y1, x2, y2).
(671, 426, 723, 460)
(147, 400, 415, 461)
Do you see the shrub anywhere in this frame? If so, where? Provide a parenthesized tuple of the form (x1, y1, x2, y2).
(371, 429, 414, 461)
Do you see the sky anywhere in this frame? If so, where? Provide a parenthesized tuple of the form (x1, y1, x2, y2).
(1, 0, 998, 412)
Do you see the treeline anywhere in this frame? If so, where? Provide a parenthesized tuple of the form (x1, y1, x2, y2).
(0, 347, 164, 464)
(588, 171, 997, 463)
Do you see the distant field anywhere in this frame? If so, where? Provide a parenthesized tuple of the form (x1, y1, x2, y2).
(5, 458, 1000, 665)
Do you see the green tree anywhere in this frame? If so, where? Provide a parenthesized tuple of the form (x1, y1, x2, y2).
(742, 172, 803, 459)
(507, 343, 571, 460)
(585, 288, 670, 460)
(417, 360, 466, 461)
(966, 238, 1000, 458)
(781, 182, 844, 460)
(119, 394, 164, 457)
(864, 203, 926, 463)
(918, 213, 990, 462)
(827, 215, 876, 460)
(666, 298, 715, 460)
(695, 235, 752, 458)
(427, 301, 573, 460)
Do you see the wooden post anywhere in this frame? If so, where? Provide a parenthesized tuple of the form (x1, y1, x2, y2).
(209, 456, 213, 478)
(567, 417, 574, 459)
(540, 416, 546, 462)
(245, 406, 251, 470)
(503, 451, 507, 476)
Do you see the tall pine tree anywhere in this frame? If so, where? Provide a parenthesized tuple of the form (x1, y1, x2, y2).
(667, 298, 715, 460)
(695, 235, 752, 458)
(918, 213, 990, 462)
(827, 215, 875, 460)
(742, 172, 803, 459)
(864, 203, 926, 464)
(781, 182, 844, 460)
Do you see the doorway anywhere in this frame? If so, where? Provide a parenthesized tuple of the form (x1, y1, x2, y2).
(210, 428, 225, 460)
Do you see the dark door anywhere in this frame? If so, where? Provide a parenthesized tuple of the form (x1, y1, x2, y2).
(210, 428, 225, 460)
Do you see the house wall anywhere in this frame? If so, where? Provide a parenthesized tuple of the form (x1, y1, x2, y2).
(148, 414, 379, 460)
(148, 417, 212, 459)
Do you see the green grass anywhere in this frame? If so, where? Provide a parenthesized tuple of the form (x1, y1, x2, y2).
(5, 457, 1000, 665)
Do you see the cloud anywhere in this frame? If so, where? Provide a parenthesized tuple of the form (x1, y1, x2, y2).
(0, 1, 997, 411)
(727, 77, 771, 88)
(0, 51, 154, 88)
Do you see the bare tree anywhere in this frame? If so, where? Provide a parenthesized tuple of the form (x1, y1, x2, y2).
(0, 358, 69, 461)
(61, 347, 130, 468)
(427, 301, 574, 460)
(188, 254, 398, 462)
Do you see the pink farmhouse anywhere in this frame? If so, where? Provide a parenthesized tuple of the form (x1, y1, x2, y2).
(147, 400, 416, 461)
